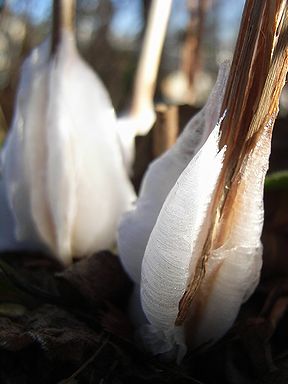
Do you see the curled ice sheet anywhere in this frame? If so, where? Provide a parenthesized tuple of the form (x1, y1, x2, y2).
(139, 120, 271, 358)
(1, 31, 135, 264)
(184, 123, 272, 348)
(117, 62, 230, 284)
(141, 120, 226, 338)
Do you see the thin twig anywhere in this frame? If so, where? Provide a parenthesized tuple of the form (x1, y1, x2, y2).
(58, 334, 109, 384)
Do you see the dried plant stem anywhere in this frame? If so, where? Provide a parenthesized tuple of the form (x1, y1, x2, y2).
(176, 0, 288, 325)
(0, 104, 7, 132)
(213, 0, 288, 248)
(153, 104, 179, 157)
(130, 0, 172, 118)
(51, 0, 76, 55)
(181, 0, 209, 90)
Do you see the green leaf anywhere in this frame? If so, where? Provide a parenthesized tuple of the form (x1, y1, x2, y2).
(265, 171, 288, 190)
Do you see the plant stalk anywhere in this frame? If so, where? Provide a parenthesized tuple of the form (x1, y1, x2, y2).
(51, 0, 76, 55)
(176, 0, 288, 325)
(130, 0, 172, 119)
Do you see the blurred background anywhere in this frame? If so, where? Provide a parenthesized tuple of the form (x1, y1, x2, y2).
(0, 0, 245, 144)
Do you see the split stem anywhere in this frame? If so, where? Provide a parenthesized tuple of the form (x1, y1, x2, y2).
(176, 0, 288, 325)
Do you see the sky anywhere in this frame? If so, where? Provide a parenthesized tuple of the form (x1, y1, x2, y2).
(7, 0, 51, 24)
(5, 0, 245, 43)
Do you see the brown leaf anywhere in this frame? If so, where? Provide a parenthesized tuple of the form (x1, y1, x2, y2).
(0, 317, 32, 351)
(0, 304, 101, 362)
(262, 190, 288, 279)
(56, 251, 133, 309)
(99, 302, 134, 340)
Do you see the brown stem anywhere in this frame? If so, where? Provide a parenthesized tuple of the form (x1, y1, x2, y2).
(153, 104, 179, 157)
(214, 0, 288, 246)
(181, 0, 209, 91)
(51, 0, 76, 55)
(176, 0, 288, 325)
